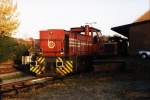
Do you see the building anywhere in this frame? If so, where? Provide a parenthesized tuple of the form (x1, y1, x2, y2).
(111, 10, 150, 55)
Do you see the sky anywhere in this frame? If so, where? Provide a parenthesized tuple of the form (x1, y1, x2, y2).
(15, 0, 150, 39)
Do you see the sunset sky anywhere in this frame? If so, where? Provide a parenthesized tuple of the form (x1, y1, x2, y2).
(15, 0, 150, 39)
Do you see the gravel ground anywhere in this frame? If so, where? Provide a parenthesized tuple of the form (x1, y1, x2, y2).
(4, 72, 150, 100)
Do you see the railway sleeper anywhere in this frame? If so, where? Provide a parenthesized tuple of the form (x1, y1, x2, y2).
(1, 82, 29, 94)
(12, 85, 19, 94)
(1, 76, 64, 96)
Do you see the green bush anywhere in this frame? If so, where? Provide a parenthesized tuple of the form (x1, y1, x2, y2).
(0, 36, 30, 63)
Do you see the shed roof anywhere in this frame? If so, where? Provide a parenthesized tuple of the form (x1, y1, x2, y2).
(111, 20, 150, 38)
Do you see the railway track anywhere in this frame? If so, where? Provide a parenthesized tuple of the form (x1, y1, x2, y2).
(0, 58, 124, 96)
(0, 76, 54, 97)
(0, 63, 17, 74)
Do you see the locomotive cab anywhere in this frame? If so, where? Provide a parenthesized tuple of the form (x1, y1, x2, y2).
(40, 29, 65, 57)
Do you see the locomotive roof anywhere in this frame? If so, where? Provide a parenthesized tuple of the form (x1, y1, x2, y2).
(70, 26, 101, 33)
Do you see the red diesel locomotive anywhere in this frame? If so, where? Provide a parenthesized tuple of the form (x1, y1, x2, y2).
(25, 25, 102, 76)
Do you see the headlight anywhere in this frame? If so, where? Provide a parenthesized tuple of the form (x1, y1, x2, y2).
(60, 48, 64, 54)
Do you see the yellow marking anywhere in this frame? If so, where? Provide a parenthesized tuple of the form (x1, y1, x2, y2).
(65, 64, 73, 72)
(37, 57, 43, 62)
(35, 69, 40, 74)
(37, 57, 40, 62)
(37, 66, 45, 74)
(58, 57, 63, 62)
(30, 65, 35, 71)
(34, 66, 40, 73)
(39, 58, 45, 64)
(56, 68, 64, 76)
(66, 61, 73, 68)
(59, 67, 67, 74)
(37, 71, 41, 74)
(56, 58, 60, 63)
(62, 66, 70, 73)
(32, 67, 37, 72)
(41, 66, 45, 72)
(32, 66, 39, 72)
(36, 67, 42, 74)
(36, 57, 39, 60)
(30, 66, 35, 72)
(56, 57, 63, 67)
(56, 58, 59, 62)
(35, 66, 42, 74)
(30, 67, 33, 71)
